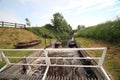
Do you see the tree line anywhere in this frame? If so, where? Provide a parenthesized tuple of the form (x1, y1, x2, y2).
(28, 12, 72, 40)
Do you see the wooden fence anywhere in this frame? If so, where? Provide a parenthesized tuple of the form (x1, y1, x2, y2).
(0, 21, 26, 28)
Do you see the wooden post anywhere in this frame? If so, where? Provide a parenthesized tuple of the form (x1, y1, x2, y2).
(22, 56, 28, 74)
(49, 37, 52, 44)
(24, 24, 26, 29)
(2, 21, 4, 27)
(50, 38, 51, 44)
(45, 38, 47, 45)
(15, 23, 17, 28)
(44, 34, 47, 45)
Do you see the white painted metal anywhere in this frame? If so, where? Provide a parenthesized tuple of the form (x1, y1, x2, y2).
(9, 63, 99, 67)
(0, 48, 110, 80)
(10, 63, 47, 66)
(0, 64, 8, 72)
(0, 50, 10, 72)
(100, 67, 111, 80)
(71, 37, 74, 41)
(0, 49, 44, 51)
(6, 56, 101, 59)
(44, 49, 51, 65)
(1, 51, 10, 64)
(98, 47, 107, 67)
(0, 51, 2, 61)
(0, 47, 106, 51)
(42, 66, 49, 80)
(46, 47, 106, 51)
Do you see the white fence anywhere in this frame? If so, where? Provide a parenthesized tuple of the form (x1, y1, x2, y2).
(0, 21, 26, 28)
(0, 48, 110, 80)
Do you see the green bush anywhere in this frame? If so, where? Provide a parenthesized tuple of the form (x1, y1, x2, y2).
(75, 18, 120, 43)
(28, 26, 70, 40)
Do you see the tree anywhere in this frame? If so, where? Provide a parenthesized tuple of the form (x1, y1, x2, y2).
(77, 25, 85, 30)
(67, 24, 72, 32)
(51, 12, 72, 33)
(51, 13, 64, 32)
(25, 18, 31, 27)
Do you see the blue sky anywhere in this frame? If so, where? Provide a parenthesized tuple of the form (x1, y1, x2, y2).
(0, 0, 120, 29)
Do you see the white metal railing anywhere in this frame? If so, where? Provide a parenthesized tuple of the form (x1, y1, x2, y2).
(0, 48, 111, 80)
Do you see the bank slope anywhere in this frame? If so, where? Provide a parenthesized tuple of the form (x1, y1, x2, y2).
(0, 28, 43, 48)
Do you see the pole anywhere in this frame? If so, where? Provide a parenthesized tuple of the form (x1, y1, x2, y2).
(2, 21, 4, 27)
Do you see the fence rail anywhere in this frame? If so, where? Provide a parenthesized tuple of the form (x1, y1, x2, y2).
(0, 48, 111, 80)
(0, 21, 26, 28)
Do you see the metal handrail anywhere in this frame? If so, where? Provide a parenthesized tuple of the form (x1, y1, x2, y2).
(0, 48, 110, 80)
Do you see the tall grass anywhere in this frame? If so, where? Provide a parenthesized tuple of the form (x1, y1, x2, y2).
(28, 26, 70, 40)
(75, 18, 120, 43)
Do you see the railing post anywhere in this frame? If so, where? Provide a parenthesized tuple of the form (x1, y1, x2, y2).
(2, 21, 4, 27)
(1, 51, 10, 64)
(0, 50, 10, 72)
(44, 49, 51, 65)
(15, 23, 17, 28)
(42, 66, 49, 80)
(98, 47, 107, 67)
(0, 50, 2, 61)
(24, 24, 26, 28)
(100, 67, 111, 80)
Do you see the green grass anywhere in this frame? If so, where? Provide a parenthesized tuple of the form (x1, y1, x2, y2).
(27, 26, 70, 40)
(0, 51, 32, 68)
(75, 18, 120, 43)
(0, 28, 41, 48)
(0, 28, 47, 68)
(0, 25, 70, 71)
(76, 37, 120, 80)
(74, 18, 120, 80)
(0, 38, 52, 68)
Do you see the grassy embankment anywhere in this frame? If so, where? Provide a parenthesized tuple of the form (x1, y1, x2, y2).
(76, 38, 120, 80)
(27, 25, 71, 40)
(75, 18, 120, 43)
(0, 23, 71, 68)
(75, 18, 120, 80)
(0, 27, 48, 68)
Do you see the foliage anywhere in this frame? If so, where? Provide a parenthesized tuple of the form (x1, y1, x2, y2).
(51, 12, 72, 33)
(25, 18, 31, 27)
(28, 12, 72, 40)
(77, 25, 85, 30)
(28, 26, 70, 40)
(75, 18, 120, 43)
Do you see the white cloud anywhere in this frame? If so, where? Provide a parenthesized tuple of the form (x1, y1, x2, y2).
(53, 0, 119, 14)
(18, 0, 41, 4)
(116, 10, 120, 15)
(70, 18, 109, 29)
(0, 12, 22, 23)
(40, 14, 52, 20)
(53, 0, 82, 12)
(60, 0, 119, 29)
(76, 0, 119, 15)
(93, 0, 119, 10)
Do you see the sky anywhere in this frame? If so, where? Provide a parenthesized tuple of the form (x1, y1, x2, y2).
(0, 0, 120, 29)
